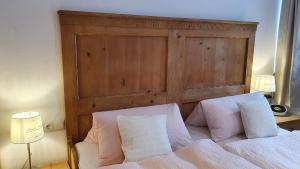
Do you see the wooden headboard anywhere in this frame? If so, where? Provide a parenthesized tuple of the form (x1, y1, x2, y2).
(59, 10, 258, 143)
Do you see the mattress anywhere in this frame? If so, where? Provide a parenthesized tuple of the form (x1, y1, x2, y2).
(75, 125, 290, 169)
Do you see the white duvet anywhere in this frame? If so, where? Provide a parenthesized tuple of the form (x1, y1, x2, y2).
(224, 131, 300, 169)
(99, 139, 260, 169)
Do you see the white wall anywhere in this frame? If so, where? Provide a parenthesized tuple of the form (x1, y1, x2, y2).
(0, 131, 67, 169)
(0, 0, 281, 168)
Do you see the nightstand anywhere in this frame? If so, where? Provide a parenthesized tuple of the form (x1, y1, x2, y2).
(39, 161, 70, 169)
(275, 113, 300, 131)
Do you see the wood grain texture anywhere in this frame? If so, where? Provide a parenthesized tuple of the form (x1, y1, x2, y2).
(67, 137, 78, 169)
(60, 25, 79, 140)
(59, 11, 258, 145)
(276, 113, 300, 131)
(277, 120, 300, 131)
(275, 114, 300, 124)
(58, 10, 258, 31)
(77, 34, 167, 98)
(183, 38, 247, 89)
(275, 113, 300, 131)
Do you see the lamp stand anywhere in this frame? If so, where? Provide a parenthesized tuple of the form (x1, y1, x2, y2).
(27, 143, 32, 169)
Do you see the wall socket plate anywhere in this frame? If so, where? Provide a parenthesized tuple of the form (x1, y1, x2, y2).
(44, 122, 55, 132)
(44, 120, 65, 132)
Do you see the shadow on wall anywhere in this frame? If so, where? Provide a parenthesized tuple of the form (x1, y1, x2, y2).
(0, 69, 65, 135)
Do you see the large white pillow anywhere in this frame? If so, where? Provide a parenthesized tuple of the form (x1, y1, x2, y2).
(238, 98, 278, 139)
(117, 115, 172, 162)
(92, 103, 191, 166)
(201, 92, 265, 141)
(185, 102, 207, 127)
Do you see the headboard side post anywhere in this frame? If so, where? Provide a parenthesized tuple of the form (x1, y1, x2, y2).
(245, 34, 257, 92)
(59, 21, 80, 142)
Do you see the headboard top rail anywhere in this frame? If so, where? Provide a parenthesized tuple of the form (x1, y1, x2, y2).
(58, 10, 258, 31)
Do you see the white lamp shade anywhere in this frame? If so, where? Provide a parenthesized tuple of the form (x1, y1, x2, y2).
(255, 75, 276, 93)
(11, 112, 44, 144)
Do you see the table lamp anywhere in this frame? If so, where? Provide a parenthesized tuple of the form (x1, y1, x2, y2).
(11, 112, 44, 169)
(255, 75, 276, 99)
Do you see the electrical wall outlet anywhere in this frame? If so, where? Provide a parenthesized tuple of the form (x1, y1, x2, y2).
(44, 120, 65, 132)
(44, 122, 54, 132)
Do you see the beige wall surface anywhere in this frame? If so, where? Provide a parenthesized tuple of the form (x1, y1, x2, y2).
(0, 0, 281, 168)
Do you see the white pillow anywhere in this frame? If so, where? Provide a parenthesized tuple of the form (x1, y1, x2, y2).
(238, 98, 278, 139)
(117, 115, 172, 162)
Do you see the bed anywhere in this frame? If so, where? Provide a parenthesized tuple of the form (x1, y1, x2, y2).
(223, 131, 300, 169)
(58, 10, 258, 169)
(75, 125, 291, 169)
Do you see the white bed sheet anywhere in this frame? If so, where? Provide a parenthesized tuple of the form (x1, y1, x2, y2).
(186, 125, 290, 146)
(76, 125, 290, 169)
(224, 131, 300, 169)
(186, 125, 245, 146)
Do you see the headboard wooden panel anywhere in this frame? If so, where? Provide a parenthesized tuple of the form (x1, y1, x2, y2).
(59, 10, 258, 143)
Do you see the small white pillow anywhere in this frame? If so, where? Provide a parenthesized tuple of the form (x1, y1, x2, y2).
(117, 115, 172, 162)
(238, 98, 278, 139)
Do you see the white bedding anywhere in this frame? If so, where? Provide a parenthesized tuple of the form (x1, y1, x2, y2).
(186, 125, 246, 146)
(224, 131, 300, 169)
(76, 125, 212, 169)
(76, 126, 214, 169)
(75, 141, 99, 169)
(186, 125, 290, 146)
(98, 139, 259, 169)
(76, 125, 290, 169)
